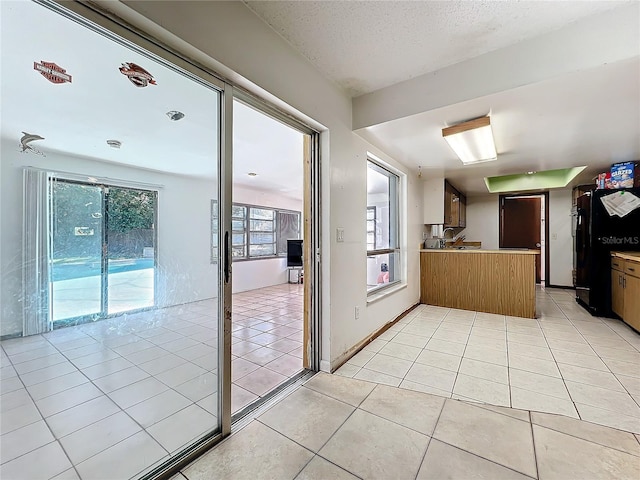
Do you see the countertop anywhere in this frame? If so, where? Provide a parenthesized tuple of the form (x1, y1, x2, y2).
(420, 249, 540, 255)
(611, 251, 640, 262)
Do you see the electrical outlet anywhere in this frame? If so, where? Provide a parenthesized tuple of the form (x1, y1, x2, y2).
(354, 306, 360, 319)
(422, 232, 428, 240)
(337, 228, 345, 242)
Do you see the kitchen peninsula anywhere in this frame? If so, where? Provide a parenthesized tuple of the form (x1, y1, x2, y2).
(420, 249, 539, 318)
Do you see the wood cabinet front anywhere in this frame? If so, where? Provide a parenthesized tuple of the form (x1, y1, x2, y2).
(624, 274, 640, 332)
(421, 250, 537, 318)
(611, 268, 625, 318)
(611, 253, 640, 332)
(444, 181, 466, 228)
(423, 179, 466, 227)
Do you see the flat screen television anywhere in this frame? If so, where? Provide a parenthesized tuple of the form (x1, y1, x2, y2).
(287, 239, 303, 267)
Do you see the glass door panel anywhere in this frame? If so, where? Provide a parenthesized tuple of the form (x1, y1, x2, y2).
(0, 0, 226, 476)
(50, 180, 105, 322)
(106, 186, 157, 314)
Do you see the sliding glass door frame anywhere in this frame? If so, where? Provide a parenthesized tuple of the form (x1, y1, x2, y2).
(36, 0, 230, 472)
(37, 0, 321, 477)
(49, 177, 160, 327)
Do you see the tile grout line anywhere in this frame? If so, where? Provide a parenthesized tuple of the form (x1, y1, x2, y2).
(5, 375, 80, 480)
(428, 436, 539, 480)
(505, 316, 513, 409)
(529, 411, 540, 479)
(44, 327, 190, 478)
(1, 335, 81, 479)
(1, 285, 303, 475)
(531, 419, 640, 457)
(412, 389, 448, 480)
(449, 310, 479, 403)
(545, 290, 640, 420)
(291, 378, 375, 480)
(537, 291, 581, 419)
(397, 310, 449, 391)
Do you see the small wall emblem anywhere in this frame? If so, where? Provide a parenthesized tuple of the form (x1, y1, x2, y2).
(119, 62, 157, 87)
(20, 132, 46, 156)
(33, 61, 72, 84)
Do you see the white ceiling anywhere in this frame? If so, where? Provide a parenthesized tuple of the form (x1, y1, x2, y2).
(245, 0, 640, 196)
(358, 57, 640, 195)
(2, 1, 638, 199)
(0, 1, 304, 200)
(244, 0, 632, 97)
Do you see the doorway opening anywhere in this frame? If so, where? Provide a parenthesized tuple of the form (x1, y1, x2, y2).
(499, 193, 550, 285)
(50, 179, 157, 324)
(229, 96, 317, 416)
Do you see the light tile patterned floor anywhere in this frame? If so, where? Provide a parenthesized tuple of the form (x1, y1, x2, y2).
(231, 283, 304, 410)
(177, 373, 640, 480)
(336, 287, 640, 434)
(0, 283, 303, 480)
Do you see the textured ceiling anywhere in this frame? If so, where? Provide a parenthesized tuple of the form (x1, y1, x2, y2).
(244, 0, 632, 97)
(1, 1, 304, 200)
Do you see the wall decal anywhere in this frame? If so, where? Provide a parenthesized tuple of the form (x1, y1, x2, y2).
(119, 62, 157, 87)
(33, 61, 72, 84)
(20, 132, 46, 156)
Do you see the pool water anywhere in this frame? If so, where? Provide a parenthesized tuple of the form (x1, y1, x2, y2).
(52, 258, 154, 281)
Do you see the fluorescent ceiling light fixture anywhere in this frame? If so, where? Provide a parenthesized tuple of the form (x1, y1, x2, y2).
(484, 166, 587, 193)
(442, 116, 497, 165)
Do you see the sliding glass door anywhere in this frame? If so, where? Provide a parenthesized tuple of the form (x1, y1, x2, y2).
(0, 0, 228, 476)
(50, 181, 157, 323)
(50, 180, 105, 321)
(106, 186, 157, 315)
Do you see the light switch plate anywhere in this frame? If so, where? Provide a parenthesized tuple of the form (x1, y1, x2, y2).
(337, 228, 345, 242)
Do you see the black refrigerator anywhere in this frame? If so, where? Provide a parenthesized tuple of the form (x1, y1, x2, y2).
(574, 187, 640, 316)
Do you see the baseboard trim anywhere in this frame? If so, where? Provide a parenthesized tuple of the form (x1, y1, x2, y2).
(547, 284, 575, 290)
(0, 332, 23, 341)
(331, 302, 419, 373)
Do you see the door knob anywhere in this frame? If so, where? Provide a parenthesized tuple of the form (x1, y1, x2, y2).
(535, 243, 541, 247)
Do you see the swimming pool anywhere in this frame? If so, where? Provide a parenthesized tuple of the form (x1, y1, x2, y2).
(51, 257, 154, 281)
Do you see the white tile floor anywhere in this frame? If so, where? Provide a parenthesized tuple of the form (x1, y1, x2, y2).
(175, 373, 640, 480)
(336, 286, 640, 434)
(0, 283, 303, 480)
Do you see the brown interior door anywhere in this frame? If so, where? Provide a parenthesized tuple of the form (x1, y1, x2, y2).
(500, 197, 542, 282)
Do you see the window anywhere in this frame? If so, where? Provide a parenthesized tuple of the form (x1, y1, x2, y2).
(366, 159, 400, 293)
(231, 203, 301, 260)
(366, 206, 376, 250)
(232, 205, 247, 258)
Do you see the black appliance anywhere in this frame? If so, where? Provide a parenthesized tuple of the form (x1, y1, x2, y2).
(574, 188, 640, 316)
(286, 239, 303, 267)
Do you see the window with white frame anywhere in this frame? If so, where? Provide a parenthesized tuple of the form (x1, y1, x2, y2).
(366, 159, 400, 293)
(231, 203, 301, 260)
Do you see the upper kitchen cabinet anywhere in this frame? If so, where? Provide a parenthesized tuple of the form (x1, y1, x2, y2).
(423, 178, 466, 227)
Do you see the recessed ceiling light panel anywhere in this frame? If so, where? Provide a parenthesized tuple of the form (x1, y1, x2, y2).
(442, 116, 497, 165)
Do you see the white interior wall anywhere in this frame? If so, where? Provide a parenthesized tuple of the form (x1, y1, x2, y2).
(0, 140, 218, 336)
(232, 184, 303, 293)
(463, 195, 500, 250)
(548, 188, 574, 286)
(464, 190, 574, 286)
